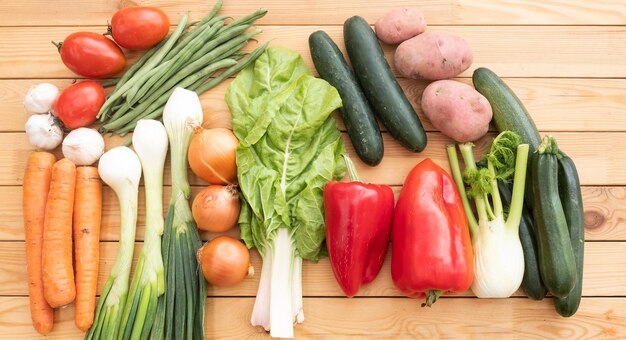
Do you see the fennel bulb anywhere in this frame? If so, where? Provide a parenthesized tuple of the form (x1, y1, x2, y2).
(447, 131, 529, 298)
(87, 146, 141, 340)
(226, 47, 345, 338)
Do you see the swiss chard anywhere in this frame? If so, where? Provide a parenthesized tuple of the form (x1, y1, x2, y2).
(226, 47, 345, 338)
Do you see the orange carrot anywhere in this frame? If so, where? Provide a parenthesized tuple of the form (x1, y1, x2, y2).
(23, 152, 56, 335)
(42, 158, 77, 308)
(73, 166, 102, 332)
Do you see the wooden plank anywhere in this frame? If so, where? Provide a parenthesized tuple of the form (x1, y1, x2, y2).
(4, 78, 626, 132)
(0, 241, 624, 297)
(2, 185, 625, 242)
(1, 0, 625, 26)
(2, 131, 625, 186)
(0, 296, 624, 339)
(2, 26, 626, 79)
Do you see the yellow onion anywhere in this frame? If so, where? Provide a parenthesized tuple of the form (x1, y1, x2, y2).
(197, 236, 253, 287)
(188, 127, 239, 185)
(192, 185, 240, 232)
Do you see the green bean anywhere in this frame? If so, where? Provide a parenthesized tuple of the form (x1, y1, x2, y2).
(127, 20, 225, 106)
(195, 42, 268, 94)
(106, 59, 175, 122)
(105, 59, 237, 132)
(114, 46, 266, 136)
(162, 15, 229, 63)
(187, 23, 251, 63)
(97, 13, 189, 120)
(218, 8, 267, 34)
(100, 78, 119, 88)
(152, 31, 259, 98)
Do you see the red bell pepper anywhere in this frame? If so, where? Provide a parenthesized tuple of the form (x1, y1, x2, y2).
(324, 155, 395, 297)
(392, 158, 474, 306)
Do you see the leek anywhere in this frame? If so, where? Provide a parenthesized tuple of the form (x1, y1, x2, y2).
(152, 88, 206, 340)
(447, 131, 530, 298)
(87, 147, 142, 340)
(118, 120, 168, 339)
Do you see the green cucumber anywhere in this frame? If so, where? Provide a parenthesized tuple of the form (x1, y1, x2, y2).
(472, 67, 541, 151)
(309, 30, 384, 166)
(531, 136, 577, 299)
(343, 16, 427, 152)
(472, 67, 539, 209)
(554, 153, 585, 317)
(498, 181, 547, 301)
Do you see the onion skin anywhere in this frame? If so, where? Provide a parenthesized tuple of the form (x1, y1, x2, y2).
(192, 185, 240, 232)
(188, 128, 239, 185)
(197, 236, 252, 287)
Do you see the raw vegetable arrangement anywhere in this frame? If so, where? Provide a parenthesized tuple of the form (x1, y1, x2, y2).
(19, 1, 587, 338)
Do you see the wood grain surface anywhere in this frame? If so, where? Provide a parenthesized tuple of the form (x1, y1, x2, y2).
(2, 26, 626, 79)
(1, 0, 625, 338)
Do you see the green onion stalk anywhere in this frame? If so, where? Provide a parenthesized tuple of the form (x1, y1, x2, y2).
(152, 87, 206, 340)
(116, 119, 169, 340)
(86, 147, 142, 340)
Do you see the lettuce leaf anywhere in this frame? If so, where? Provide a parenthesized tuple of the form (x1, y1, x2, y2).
(226, 47, 345, 261)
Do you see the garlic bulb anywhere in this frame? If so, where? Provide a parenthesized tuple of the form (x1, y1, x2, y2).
(24, 113, 63, 150)
(62, 128, 105, 165)
(24, 83, 59, 114)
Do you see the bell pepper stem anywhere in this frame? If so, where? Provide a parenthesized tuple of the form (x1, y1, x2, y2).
(342, 154, 361, 182)
(421, 290, 443, 308)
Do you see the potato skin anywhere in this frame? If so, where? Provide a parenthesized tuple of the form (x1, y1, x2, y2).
(421, 80, 492, 142)
(375, 8, 426, 45)
(394, 31, 473, 80)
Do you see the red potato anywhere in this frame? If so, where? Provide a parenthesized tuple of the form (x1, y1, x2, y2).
(375, 8, 427, 45)
(394, 31, 473, 80)
(421, 80, 492, 142)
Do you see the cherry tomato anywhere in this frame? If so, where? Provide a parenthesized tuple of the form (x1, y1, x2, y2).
(58, 32, 126, 78)
(54, 81, 105, 129)
(111, 6, 170, 50)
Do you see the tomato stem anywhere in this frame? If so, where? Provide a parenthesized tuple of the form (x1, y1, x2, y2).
(51, 41, 62, 53)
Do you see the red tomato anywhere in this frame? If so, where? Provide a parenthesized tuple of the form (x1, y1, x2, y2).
(111, 6, 170, 50)
(58, 32, 126, 78)
(54, 81, 105, 129)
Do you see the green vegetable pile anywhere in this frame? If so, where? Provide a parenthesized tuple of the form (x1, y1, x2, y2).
(97, 0, 268, 136)
(226, 47, 346, 338)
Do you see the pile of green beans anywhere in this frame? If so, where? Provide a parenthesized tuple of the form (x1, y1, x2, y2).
(98, 0, 268, 135)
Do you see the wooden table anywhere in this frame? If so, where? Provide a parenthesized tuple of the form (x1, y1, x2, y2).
(1, 0, 625, 338)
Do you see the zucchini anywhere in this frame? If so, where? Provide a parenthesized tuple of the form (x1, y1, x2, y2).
(343, 16, 427, 152)
(498, 181, 547, 300)
(531, 136, 577, 299)
(472, 67, 541, 151)
(472, 67, 539, 208)
(309, 30, 384, 166)
(554, 153, 585, 317)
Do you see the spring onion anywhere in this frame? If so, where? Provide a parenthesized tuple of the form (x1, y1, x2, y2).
(86, 146, 142, 339)
(116, 120, 168, 340)
(152, 88, 206, 340)
(447, 131, 530, 298)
